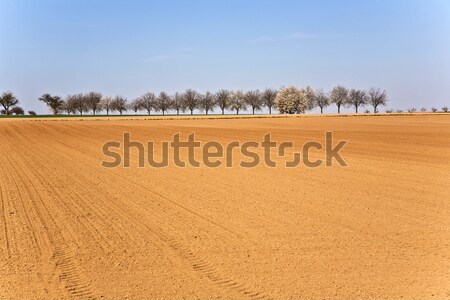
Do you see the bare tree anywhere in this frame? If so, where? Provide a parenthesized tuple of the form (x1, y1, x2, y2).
(111, 96, 128, 115)
(347, 89, 367, 113)
(230, 90, 247, 114)
(408, 108, 417, 113)
(181, 89, 199, 115)
(330, 86, 348, 114)
(39, 93, 64, 115)
(431, 107, 438, 113)
(442, 106, 449, 112)
(28, 111, 37, 116)
(66, 93, 87, 115)
(170, 92, 183, 115)
(139, 92, 156, 115)
(61, 95, 77, 115)
(0, 91, 19, 115)
(303, 86, 316, 112)
(84, 91, 103, 115)
(420, 107, 427, 112)
(315, 89, 330, 114)
(245, 90, 263, 114)
(10, 106, 24, 115)
(262, 88, 277, 114)
(156, 92, 171, 115)
(368, 88, 387, 113)
(100, 96, 113, 116)
(61, 100, 75, 115)
(129, 99, 143, 114)
(199, 91, 216, 115)
(215, 90, 230, 115)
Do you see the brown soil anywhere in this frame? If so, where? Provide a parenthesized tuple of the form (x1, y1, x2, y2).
(0, 115, 449, 299)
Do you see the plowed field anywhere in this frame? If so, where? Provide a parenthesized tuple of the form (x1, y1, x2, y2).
(0, 115, 449, 299)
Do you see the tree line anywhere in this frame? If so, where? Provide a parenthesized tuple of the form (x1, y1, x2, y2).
(36, 89, 279, 116)
(0, 87, 448, 116)
(275, 85, 389, 114)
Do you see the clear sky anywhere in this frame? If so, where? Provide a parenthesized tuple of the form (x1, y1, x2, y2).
(1, 0, 449, 114)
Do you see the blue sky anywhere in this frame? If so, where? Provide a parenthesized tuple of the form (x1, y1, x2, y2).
(1, 0, 449, 114)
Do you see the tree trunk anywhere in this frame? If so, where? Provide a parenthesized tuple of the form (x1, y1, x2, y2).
(320, 107, 323, 114)
(269, 107, 272, 114)
(252, 107, 255, 114)
(222, 108, 224, 115)
(337, 105, 341, 114)
(190, 109, 193, 115)
(355, 106, 358, 113)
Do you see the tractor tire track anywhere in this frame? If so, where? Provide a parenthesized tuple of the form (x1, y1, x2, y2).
(1, 130, 95, 299)
(19, 122, 272, 299)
